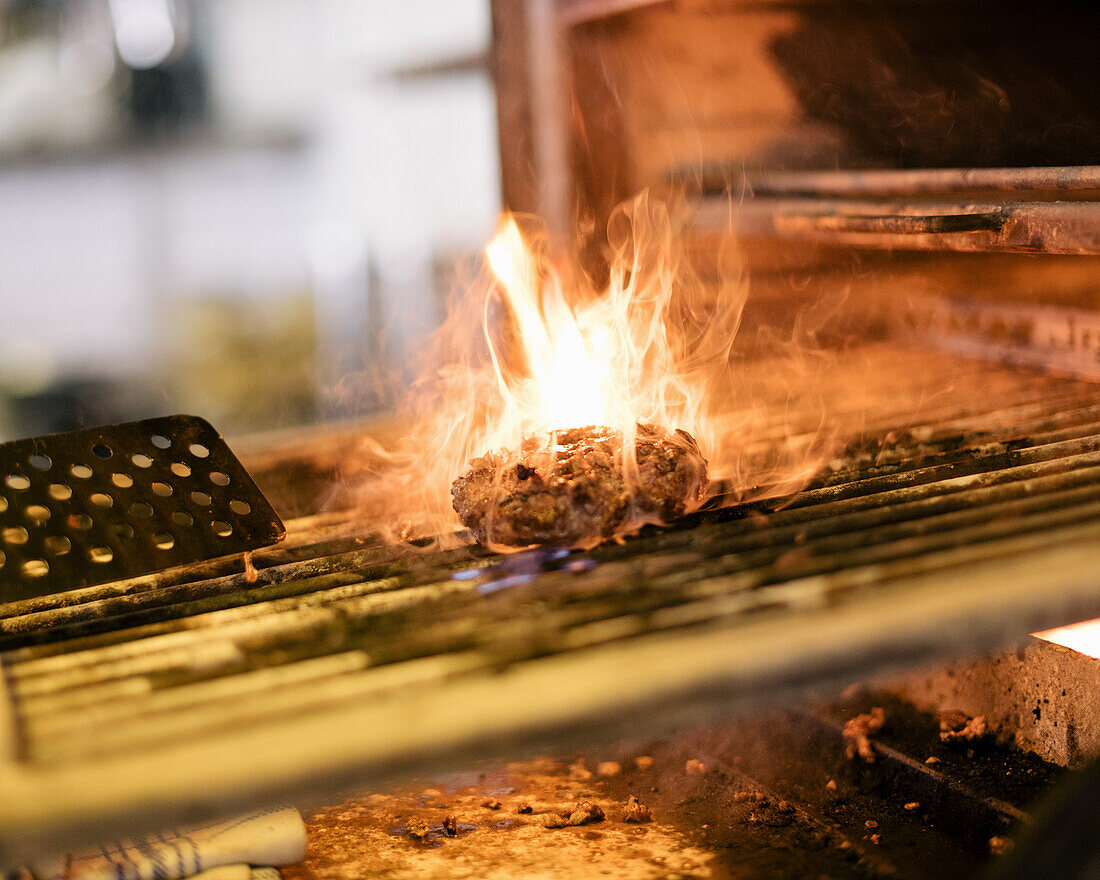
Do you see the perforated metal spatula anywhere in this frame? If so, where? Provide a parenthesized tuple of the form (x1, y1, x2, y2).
(0, 415, 285, 603)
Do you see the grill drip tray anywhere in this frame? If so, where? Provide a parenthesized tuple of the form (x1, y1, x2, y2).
(1, 345, 1100, 863)
(283, 691, 1066, 880)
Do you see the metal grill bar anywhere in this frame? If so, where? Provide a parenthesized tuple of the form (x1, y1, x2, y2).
(2, 350, 1100, 864)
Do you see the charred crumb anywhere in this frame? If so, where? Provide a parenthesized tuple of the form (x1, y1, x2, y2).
(939, 711, 988, 743)
(405, 818, 431, 840)
(451, 424, 708, 547)
(514, 463, 538, 481)
(685, 759, 706, 776)
(843, 707, 886, 762)
(597, 761, 622, 777)
(567, 802, 606, 826)
(989, 835, 1014, 856)
(622, 796, 653, 824)
(441, 816, 458, 837)
(515, 802, 533, 814)
(480, 797, 502, 810)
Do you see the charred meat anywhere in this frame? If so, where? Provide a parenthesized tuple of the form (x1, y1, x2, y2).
(451, 424, 708, 547)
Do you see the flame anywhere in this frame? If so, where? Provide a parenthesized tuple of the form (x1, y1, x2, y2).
(478, 203, 727, 453)
(483, 218, 606, 434)
(350, 190, 841, 547)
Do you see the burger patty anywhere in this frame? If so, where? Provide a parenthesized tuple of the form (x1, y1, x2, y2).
(451, 424, 709, 547)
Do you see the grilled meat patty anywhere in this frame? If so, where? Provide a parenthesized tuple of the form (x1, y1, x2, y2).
(451, 424, 708, 547)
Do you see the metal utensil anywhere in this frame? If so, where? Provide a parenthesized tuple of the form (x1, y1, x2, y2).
(0, 415, 285, 602)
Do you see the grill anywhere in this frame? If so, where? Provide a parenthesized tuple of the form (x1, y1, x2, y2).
(4, 1, 1100, 875)
(3, 345, 1100, 863)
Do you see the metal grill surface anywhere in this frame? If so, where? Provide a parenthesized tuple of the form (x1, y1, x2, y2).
(2, 346, 1100, 862)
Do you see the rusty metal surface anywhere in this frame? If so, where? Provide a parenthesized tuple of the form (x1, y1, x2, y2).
(684, 165, 1100, 199)
(0, 416, 285, 603)
(782, 211, 1007, 235)
(701, 198, 1100, 255)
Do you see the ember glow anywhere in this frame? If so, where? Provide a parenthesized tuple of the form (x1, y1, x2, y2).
(355, 192, 748, 546)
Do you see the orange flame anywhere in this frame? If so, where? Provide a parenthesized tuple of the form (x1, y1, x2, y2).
(351, 191, 842, 547)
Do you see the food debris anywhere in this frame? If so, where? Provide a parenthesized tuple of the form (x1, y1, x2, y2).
(597, 761, 622, 777)
(406, 818, 431, 840)
(864, 820, 879, 829)
(843, 707, 886, 762)
(825, 779, 837, 791)
(904, 801, 920, 811)
(733, 791, 765, 803)
(568, 762, 593, 780)
(989, 835, 1014, 856)
(452, 425, 708, 547)
(939, 711, 988, 743)
(869, 833, 882, 846)
(925, 756, 941, 765)
(442, 816, 458, 837)
(480, 797, 502, 810)
(243, 551, 259, 584)
(622, 796, 653, 824)
(538, 813, 568, 829)
(635, 755, 655, 770)
(515, 802, 534, 814)
(685, 759, 706, 776)
(568, 802, 606, 826)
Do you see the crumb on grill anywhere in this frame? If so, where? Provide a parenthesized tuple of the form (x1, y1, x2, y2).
(622, 796, 653, 824)
(567, 802, 606, 826)
(843, 706, 886, 762)
(406, 818, 430, 840)
(939, 711, 988, 743)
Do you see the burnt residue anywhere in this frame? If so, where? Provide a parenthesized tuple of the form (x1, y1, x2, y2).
(285, 696, 1064, 880)
(825, 691, 1065, 814)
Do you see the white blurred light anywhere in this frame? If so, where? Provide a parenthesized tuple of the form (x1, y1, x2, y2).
(308, 221, 367, 284)
(1034, 618, 1100, 659)
(59, 39, 116, 95)
(109, 0, 176, 70)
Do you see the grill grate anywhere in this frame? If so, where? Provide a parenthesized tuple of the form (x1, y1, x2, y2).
(0, 415, 284, 601)
(2, 347, 1100, 862)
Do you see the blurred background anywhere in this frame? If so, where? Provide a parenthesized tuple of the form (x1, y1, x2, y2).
(0, 0, 501, 441)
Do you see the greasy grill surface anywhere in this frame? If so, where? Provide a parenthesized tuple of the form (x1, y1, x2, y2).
(5, 353, 1100, 759)
(2, 346, 1100, 859)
